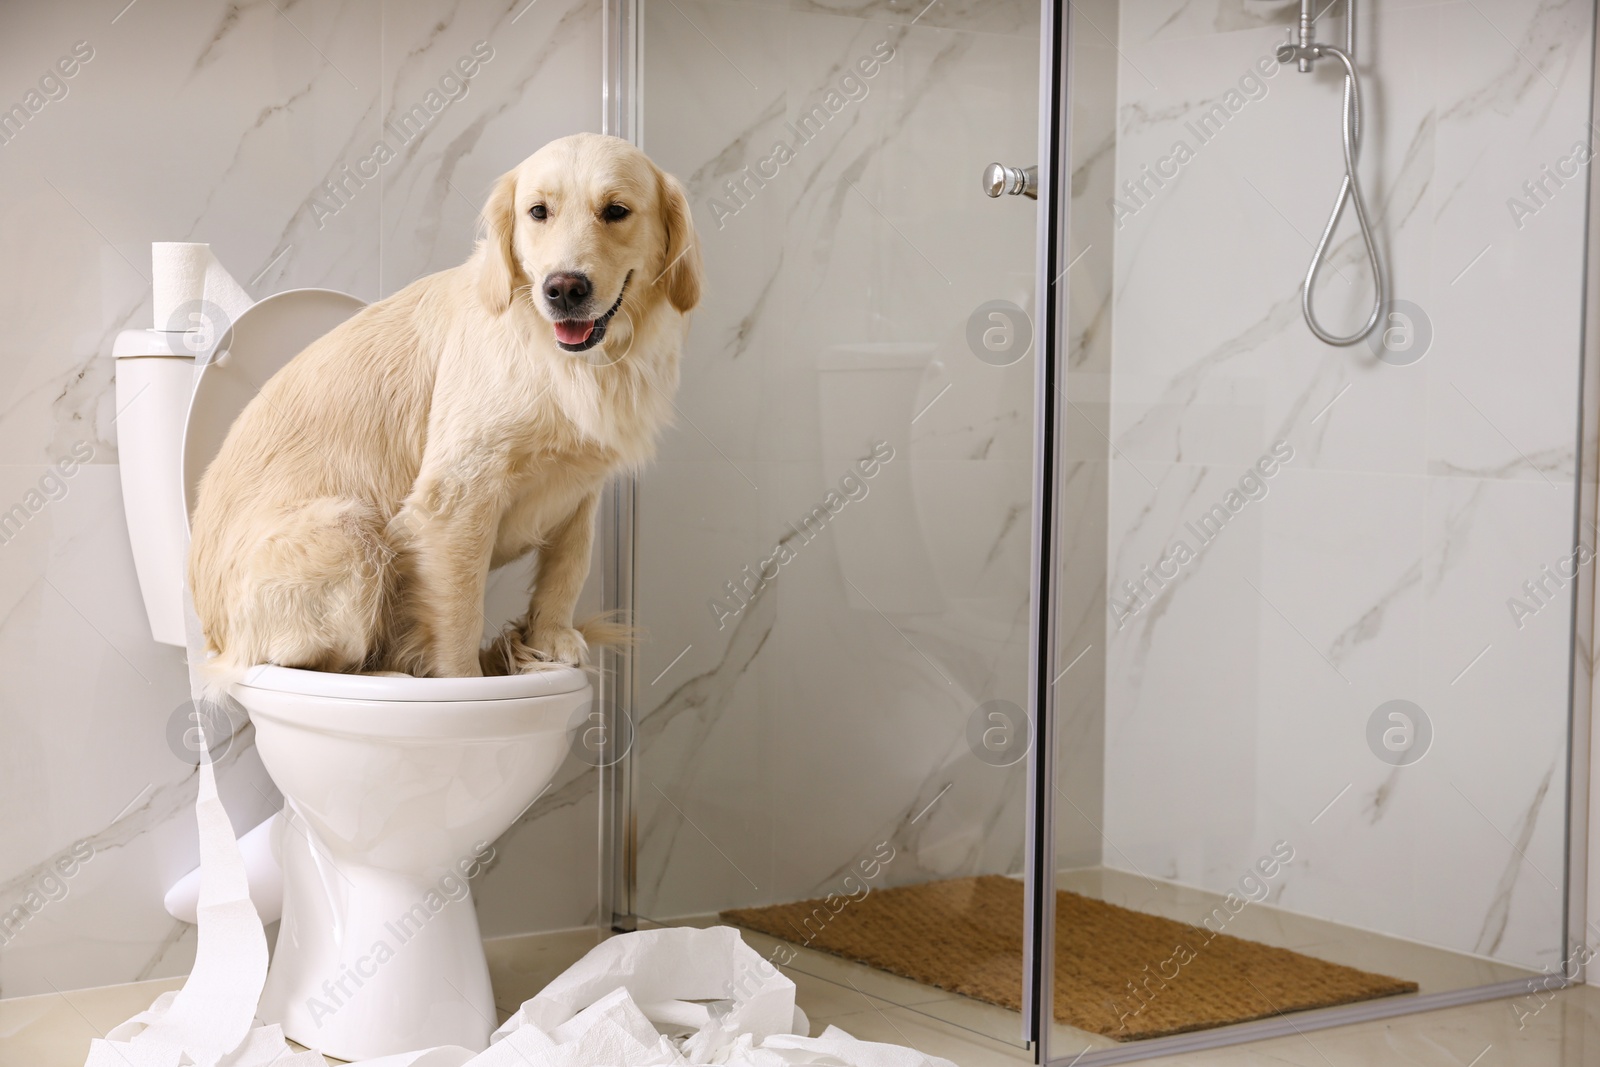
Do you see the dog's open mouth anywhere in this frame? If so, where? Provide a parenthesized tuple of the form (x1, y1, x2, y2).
(553, 272, 632, 353)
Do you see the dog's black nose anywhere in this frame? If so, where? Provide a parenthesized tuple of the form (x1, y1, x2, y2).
(543, 272, 591, 313)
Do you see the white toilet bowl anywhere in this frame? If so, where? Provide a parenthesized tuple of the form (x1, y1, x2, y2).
(236, 664, 590, 1061)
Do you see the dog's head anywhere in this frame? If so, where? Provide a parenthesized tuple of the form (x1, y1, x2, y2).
(477, 133, 702, 355)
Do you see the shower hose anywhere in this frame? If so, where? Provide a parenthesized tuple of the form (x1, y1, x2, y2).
(1296, 43, 1385, 346)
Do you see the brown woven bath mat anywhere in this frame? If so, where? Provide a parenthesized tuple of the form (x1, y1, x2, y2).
(722, 874, 1417, 1041)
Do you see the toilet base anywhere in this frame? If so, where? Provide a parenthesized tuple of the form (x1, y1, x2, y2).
(257, 807, 496, 1061)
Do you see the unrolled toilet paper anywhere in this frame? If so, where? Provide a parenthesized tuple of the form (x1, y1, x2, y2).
(84, 736, 320, 1067)
(151, 241, 255, 340)
(163, 812, 282, 925)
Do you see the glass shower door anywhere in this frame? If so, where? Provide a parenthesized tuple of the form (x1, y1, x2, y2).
(621, 0, 1047, 1051)
(1046, 0, 1593, 1062)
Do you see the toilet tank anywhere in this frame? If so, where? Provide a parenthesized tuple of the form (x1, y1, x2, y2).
(114, 329, 199, 647)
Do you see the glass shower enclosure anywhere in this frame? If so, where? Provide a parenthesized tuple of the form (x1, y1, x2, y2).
(592, 1, 1600, 1063)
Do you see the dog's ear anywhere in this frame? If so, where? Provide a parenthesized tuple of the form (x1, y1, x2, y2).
(477, 169, 522, 314)
(654, 167, 703, 313)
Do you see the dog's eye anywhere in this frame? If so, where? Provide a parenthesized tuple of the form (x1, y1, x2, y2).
(603, 203, 630, 222)
(529, 204, 548, 221)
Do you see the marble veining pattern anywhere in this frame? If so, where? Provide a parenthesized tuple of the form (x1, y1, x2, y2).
(631, 0, 1042, 922)
(1101, 0, 1593, 970)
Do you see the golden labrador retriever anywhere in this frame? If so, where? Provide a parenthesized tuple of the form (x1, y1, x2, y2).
(189, 133, 701, 691)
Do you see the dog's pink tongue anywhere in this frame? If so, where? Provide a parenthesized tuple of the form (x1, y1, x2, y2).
(555, 320, 595, 346)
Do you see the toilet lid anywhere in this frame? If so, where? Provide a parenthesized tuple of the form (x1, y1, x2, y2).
(181, 288, 367, 520)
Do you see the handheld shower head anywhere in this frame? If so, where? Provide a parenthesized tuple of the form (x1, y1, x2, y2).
(1286, 0, 1386, 346)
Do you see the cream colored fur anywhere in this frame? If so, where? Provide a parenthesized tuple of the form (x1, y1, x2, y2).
(188, 133, 701, 693)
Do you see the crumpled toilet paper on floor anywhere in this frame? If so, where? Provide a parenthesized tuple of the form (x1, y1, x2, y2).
(85, 746, 956, 1067)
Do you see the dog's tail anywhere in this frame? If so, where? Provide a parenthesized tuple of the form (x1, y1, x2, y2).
(576, 611, 639, 652)
(573, 614, 642, 682)
(192, 648, 254, 706)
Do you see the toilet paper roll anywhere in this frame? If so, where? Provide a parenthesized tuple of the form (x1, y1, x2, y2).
(151, 242, 255, 342)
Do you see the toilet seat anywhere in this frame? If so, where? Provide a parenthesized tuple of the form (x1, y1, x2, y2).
(237, 665, 592, 739)
(240, 663, 589, 701)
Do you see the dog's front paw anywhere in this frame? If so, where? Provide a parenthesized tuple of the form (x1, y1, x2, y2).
(481, 619, 590, 675)
(528, 623, 590, 667)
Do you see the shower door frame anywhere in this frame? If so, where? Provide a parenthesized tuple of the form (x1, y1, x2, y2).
(596, 1, 1600, 1063)
(597, 0, 641, 935)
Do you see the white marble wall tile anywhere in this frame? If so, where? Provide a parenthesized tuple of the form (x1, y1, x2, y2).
(632, 0, 1043, 922)
(732, 0, 1038, 37)
(0, 0, 389, 467)
(1119, 0, 1344, 48)
(1102, 454, 1267, 881)
(1425, 0, 1591, 484)
(375, 1, 605, 287)
(1101, 0, 1592, 971)
(1056, 0, 1120, 870)
(1251, 470, 1570, 965)
(0, 465, 279, 995)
